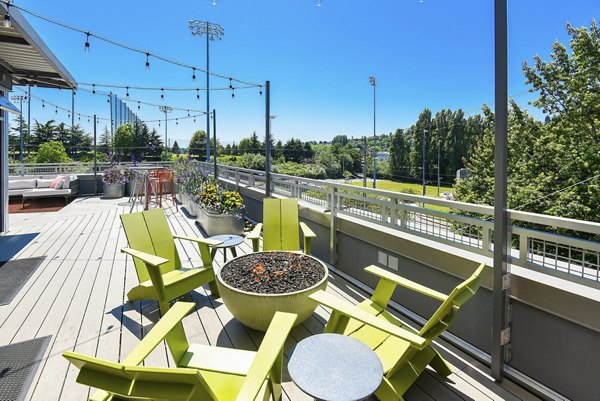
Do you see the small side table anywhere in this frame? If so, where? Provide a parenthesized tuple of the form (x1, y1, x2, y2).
(288, 333, 383, 401)
(207, 234, 244, 262)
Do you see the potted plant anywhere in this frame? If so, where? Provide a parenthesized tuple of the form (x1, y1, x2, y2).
(196, 183, 245, 236)
(124, 168, 143, 197)
(173, 158, 209, 217)
(216, 251, 328, 331)
(102, 165, 126, 198)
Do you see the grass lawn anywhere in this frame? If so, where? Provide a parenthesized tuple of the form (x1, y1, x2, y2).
(347, 179, 453, 213)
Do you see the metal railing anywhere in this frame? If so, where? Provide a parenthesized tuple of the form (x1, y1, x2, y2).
(8, 161, 176, 175)
(203, 162, 600, 289)
(9, 161, 600, 288)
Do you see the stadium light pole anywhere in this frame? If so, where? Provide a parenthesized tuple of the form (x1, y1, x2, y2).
(369, 76, 377, 189)
(159, 106, 173, 161)
(189, 20, 224, 163)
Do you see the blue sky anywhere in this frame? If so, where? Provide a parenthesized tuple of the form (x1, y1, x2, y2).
(10, 0, 597, 148)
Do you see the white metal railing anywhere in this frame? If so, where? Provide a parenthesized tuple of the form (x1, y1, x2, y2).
(203, 162, 600, 289)
(8, 161, 176, 175)
(10, 161, 600, 287)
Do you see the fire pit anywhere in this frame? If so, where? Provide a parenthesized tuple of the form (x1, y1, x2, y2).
(216, 251, 328, 331)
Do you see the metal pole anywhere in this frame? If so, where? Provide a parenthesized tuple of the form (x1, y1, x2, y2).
(93, 115, 97, 195)
(27, 86, 30, 160)
(437, 139, 441, 196)
(19, 96, 23, 164)
(372, 79, 377, 189)
(213, 109, 218, 180)
(422, 130, 426, 196)
(362, 136, 367, 188)
(491, 0, 510, 381)
(109, 92, 113, 148)
(71, 89, 75, 157)
(206, 26, 211, 163)
(164, 110, 168, 161)
(265, 80, 271, 197)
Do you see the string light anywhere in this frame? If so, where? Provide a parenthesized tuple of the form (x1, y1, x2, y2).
(229, 78, 233, 90)
(194, 118, 196, 124)
(3, 3, 11, 28)
(160, 88, 164, 100)
(259, 87, 263, 96)
(84, 32, 90, 52)
(42, 100, 45, 108)
(231, 88, 235, 99)
(176, 118, 179, 126)
(107, 95, 110, 103)
(92, 84, 96, 94)
(137, 101, 140, 110)
(126, 86, 130, 98)
(55, 107, 58, 114)
(145, 52, 150, 70)
(187, 110, 190, 117)
(192, 67, 196, 81)
(196, 89, 200, 100)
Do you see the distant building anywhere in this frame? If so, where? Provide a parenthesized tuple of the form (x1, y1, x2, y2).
(456, 168, 469, 180)
(376, 151, 390, 161)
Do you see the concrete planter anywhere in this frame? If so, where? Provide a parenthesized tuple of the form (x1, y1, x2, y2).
(103, 182, 125, 199)
(196, 205, 244, 236)
(181, 193, 197, 217)
(216, 252, 329, 331)
(125, 179, 143, 197)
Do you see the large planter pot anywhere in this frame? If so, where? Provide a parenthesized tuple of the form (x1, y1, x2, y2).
(103, 182, 125, 199)
(181, 193, 197, 217)
(216, 251, 328, 331)
(196, 205, 244, 236)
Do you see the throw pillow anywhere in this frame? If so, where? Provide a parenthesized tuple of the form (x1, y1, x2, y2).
(55, 180, 64, 189)
(50, 175, 66, 189)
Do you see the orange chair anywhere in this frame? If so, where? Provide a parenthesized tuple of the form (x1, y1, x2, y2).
(156, 169, 177, 210)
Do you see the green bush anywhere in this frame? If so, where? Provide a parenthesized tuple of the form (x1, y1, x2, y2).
(35, 141, 71, 163)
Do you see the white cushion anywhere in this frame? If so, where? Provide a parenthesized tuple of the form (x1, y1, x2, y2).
(36, 178, 55, 188)
(9, 179, 37, 190)
(22, 188, 71, 197)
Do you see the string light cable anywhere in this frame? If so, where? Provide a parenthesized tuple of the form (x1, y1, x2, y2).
(1, 0, 262, 87)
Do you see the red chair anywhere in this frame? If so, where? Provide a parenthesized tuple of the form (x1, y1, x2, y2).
(156, 169, 177, 210)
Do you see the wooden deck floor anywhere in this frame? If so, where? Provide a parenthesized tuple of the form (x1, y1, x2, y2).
(0, 196, 540, 401)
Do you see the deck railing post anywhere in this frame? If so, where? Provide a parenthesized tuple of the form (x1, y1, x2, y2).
(330, 187, 338, 266)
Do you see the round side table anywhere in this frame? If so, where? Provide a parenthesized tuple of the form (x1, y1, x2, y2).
(207, 234, 244, 262)
(288, 333, 383, 401)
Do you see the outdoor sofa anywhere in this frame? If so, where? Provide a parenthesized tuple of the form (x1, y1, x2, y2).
(8, 174, 79, 206)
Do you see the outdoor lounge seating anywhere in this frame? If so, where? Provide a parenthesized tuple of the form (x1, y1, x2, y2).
(248, 198, 316, 254)
(120, 208, 222, 313)
(9, 174, 79, 206)
(63, 301, 297, 401)
(309, 262, 487, 401)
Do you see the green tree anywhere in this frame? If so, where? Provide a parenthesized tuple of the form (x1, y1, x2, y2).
(523, 19, 600, 136)
(332, 134, 349, 146)
(188, 130, 207, 160)
(98, 126, 112, 154)
(113, 124, 135, 158)
(36, 141, 71, 163)
(32, 119, 58, 146)
(283, 138, 305, 163)
(389, 128, 409, 179)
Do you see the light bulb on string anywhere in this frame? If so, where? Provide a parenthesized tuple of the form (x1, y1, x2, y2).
(84, 32, 90, 53)
(78, 114, 81, 121)
(158, 120, 161, 127)
(259, 87, 263, 96)
(160, 89, 164, 100)
(3, 3, 11, 28)
(176, 119, 179, 126)
(229, 78, 233, 90)
(231, 88, 235, 99)
(107, 95, 110, 103)
(126, 87, 130, 98)
(137, 101, 140, 110)
(145, 52, 150, 70)
(196, 89, 200, 100)
(55, 107, 58, 114)
(192, 67, 196, 81)
(92, 84, 96, 94)
(42, 100, 45, 108)
(187, 110, 190, 117)
(193, 118, 196, 124)
(87, 117, 90, 123)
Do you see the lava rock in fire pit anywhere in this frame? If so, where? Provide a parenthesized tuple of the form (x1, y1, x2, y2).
(221, 252, 326, 294)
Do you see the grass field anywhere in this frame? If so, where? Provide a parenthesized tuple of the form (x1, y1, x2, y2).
(347, 179, 453, 212)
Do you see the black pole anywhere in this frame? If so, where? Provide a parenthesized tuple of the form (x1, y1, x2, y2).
(372, 80, 377, 189)
(18, 96, 23, 164)
(422, 130, 426, 196)
(93, 115, 98, 195)
(71, 89, 75, 156)
(164, 111, 168, 161)
(491, 0, 509, 381)
(26, 86, 31, 160)
(265, 80, 271, 197)
(213, 109, 217, 180)
(205, 26, 211, 163)
(109, 92, 113, 148)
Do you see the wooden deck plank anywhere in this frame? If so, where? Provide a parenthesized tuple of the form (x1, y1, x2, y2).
(0, 198, 540, 401)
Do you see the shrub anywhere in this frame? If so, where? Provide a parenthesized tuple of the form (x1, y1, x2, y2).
(36, 141, 71, 163)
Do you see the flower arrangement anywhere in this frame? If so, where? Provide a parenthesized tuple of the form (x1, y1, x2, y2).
(102, 165, 125, 184)
(198, 183, 245, 220)
(174, 156, 210, 197)
(123, 168, 138, 183)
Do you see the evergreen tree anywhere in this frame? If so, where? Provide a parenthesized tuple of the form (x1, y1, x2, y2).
(188, 130, 208, 160)
(172, 140, 181, 155)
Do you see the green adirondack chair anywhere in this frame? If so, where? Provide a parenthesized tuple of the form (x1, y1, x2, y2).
(309, 262, 486, 401)
(247, 198, 316, 254)
(120, 208, 222, 311)
(63, 301, 297, 401)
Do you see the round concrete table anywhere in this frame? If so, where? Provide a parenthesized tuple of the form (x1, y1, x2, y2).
(207, 234, 244, 262)
(288, 333, 383, 401)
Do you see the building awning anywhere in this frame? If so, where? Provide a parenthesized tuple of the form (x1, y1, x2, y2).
(0, 95, 20, 114)
(0, 3, 77, 89)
